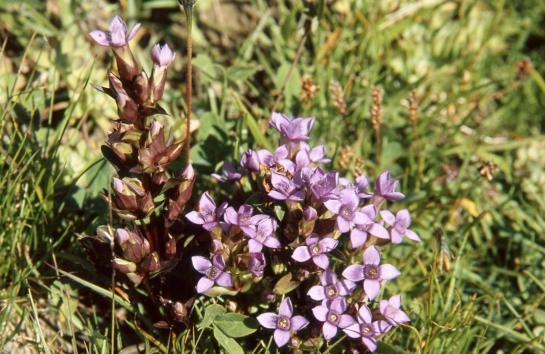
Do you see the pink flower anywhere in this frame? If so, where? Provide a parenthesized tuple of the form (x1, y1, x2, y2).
(257, 298, 309, 347)
(89, 16, 141, 48)
(291, 234, 338, 269)
(191, 254, 232, 293)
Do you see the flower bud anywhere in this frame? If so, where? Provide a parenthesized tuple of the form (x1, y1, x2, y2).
(111, 177, 154, 220)
(108, 72, 139, 124)
(133, 71, 150, 104)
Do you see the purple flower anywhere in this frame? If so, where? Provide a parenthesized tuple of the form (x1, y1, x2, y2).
(295, 145, 331, 167)
(374, 171, 405, 201)
(355, 175, 373, 199)
(151, 43, 176, 67)
(379, 294, 410, 331)
(212, 162, 242, 182)
(342, 246, 400, 300)
(343, 305, 381, 352)
(89, 16, 141, 48)
(268, 172, 305, 202)
(309, 169, 339, 202)
(303, 206, 318, 221)
(257, 297, 309, 347)
(245, 218, 281, 252)
(380, 209, 421, 244)
(186, 192, 228, 231)
(270, 145, 296, 173)
(191, 254, 232, 293)
(350, 205, 389, 248)
(224, 204, 268, 236)
(307, 269, 355, 303)
(269, 112, 315, 144)
(324, 189, 365, 233)
(291, 235, 338, 269)
(312, 297, 355, 341)
(249, 252, 266, 277)
(240, 150, 261, 172)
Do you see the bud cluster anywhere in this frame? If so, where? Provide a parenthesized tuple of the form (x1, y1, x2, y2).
(187, 113, 420, 351)
(86, 16, 194, 303)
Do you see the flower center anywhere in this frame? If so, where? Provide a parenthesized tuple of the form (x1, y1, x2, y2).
(207, 266, 220, 279)
(340, 206, 354, 220)
(310, 244, 321, 255)
(276, 316, 291, 330)
(325, 285, 338, 298)
(361, 324, 374, 337)
(364, 265, 380, 280)
(327, 311, 339, 324)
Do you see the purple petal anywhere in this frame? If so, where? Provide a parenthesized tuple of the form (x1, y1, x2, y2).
(324, 199, 342, 214)
(292, 246, 311, 263)
(363, 246, 380, 265)
(392, 309, 410, 324)
(305, 235, 320, 246)
(397, 209, 411, 227)
(313, 254, 329, 269)
(341, 189, 360, 208)
(350, 229, 368, 249)
(337, 217, 351, 233)
(358, 305, 373, 324)
(390, 294, 402, 308)
(319, 237, 338, 252)
(405, 229, 421, 242)
(127, 22, 141, 41)
(191, 256, 211, 273)
(186, 211, 204, 224)
(307, 285, 325, 301)
(248, 239, 263, 253)
(109, 16, 128, 47)
(363, 279, 381, 300)
(380, 264, 400, 280)
(289, 190, 306, 201)
(215, 272, 232, 288)
(263, 236, 281, 249)
(343, 323, 361, 338)
(342, 264, 364, 282)
(385, 191, 405, 200)
(330, 298, 347, 313)
(268, 190, 288, 201)
(291, 315, 309, 331)
(369, 223, 389, 239)
(89, 30, 110, 46)
(273, 329, 290, 347)
(322, 322, 338, 341)
(322, 268, 338, 285)
(362, 337, 378, 352)
(380, 210, 396, 226)
(196, 277, 214, 293)
(257, 312, 278, 329)
(211, 254, 225, 270)
(339, 314, 356, 328)
(223, 207, 239, 225)
(278, 297, 293, 317)
(312, 305, 328, 322)
(295, 149, 310, 167)
(200, 192, 217, 214)
(391, 229, 403, 244)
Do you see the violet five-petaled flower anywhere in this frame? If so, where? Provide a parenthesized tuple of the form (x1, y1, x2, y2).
(307, 268, 355, 303)
(379, 294, 410, 332)
(291, 235, 338, 269)
(342, 246, 400, 300)
(186, 192, 227, 231)
(374, 171, 405, 201)
(89, 16, 141, 48)
(269, 112, 315, 145)
(312, 297, 355, 341)
(295, 144, 331, 167)
(151, 43, 176, 67)
(268, 172, 305, 202)
(309, 169, 338, 202)
(245, 218, 281, 252)
(350, 205, 389, 248)
(343, 305, 381, 352)
(380, 209, 421, 244)
(191, 254, 232, 293)
(223, 204, 268, 236)
(257, 297, 309, 347)
(324, 189, 365, 233)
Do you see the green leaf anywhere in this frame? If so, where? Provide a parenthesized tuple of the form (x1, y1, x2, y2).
(213, 326, 244, 354)
(198, 304, 226, 329)
(214, 313, 258, 338)
(193, 54, 218, 80)
(273, 273, 300, 295)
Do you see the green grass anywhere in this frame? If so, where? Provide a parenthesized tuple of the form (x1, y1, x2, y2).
(1, 0, 545, 352)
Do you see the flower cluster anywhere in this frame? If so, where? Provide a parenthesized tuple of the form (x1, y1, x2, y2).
(83, 16, 195, 323)
(188, 112, 420, 351)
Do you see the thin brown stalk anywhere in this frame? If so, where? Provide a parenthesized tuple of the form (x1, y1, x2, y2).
(371, 86, 383, 165)
(182, 4, 194, 164)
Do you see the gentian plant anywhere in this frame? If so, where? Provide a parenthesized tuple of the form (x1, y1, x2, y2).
(84, 14, 419, 353)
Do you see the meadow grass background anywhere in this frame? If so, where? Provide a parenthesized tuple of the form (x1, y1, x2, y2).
(1, 0, 545, 352)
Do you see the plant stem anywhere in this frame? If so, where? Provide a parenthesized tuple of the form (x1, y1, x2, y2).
(182, 3, 194, 164)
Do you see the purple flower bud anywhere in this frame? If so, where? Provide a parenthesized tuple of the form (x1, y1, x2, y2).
(191, 254, 232, 293)
(303, 206, 318, 221)
(240, 150, 261, 172)
(374, 171, 405, 201)
(355, 175, 373, 199)
(256, 297, 309, 347)
(342, 246, 400, 300)
(151, 43, 176, 67)
(249, 252, 266, 277)
(89, 16, 140, 48)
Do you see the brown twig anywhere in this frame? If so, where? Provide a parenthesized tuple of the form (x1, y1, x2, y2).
(182, 3, 194, 164)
